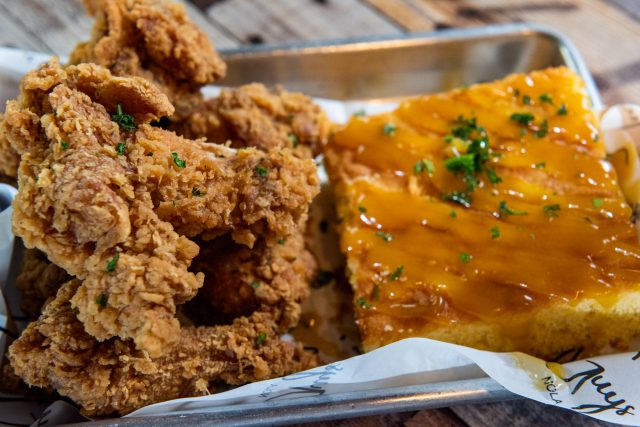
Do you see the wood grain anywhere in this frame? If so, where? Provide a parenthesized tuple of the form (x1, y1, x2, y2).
(0, 1, 637, 426)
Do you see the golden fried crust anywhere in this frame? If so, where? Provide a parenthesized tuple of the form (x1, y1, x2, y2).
(9, 280, 318, 416)
(16, 249, 70, 317)
(174, 83, 332, 158)
(0, 113, 19, 178)
(189, 232, 316, 332)
(5, 60, 318, 357)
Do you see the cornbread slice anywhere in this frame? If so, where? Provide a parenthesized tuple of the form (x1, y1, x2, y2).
(324, 67, 640, 359)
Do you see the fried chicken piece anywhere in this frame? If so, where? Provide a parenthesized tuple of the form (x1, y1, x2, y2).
(16, 249, 70, 317)
(71, 0, 226, 120)
(173, 83, 332, 158)
(4, 60, 318, 356)
(9, 280, 318, 416)
(187, 231, 316, 331)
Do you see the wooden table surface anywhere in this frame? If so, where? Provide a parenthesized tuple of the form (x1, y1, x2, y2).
(1, 0, 636, 426)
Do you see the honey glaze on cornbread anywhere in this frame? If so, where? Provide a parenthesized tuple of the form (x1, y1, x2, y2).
(326, 68, 640, 351)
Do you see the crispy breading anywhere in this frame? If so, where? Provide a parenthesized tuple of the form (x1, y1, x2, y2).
(0, 113, 19, 178)
(173, 83, 331, 158)
(5, 60, 318, 356)
(16, 249, 70, 317)
(187, 231, 316, 331)
(9, 280, 318, 416)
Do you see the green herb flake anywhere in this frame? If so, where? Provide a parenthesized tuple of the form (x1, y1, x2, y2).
(414, 159, 435, 175)
(288, 133, 299, 148)
(250, 280, 260, 289)
(444, 153, 476, 175)
(557, 104, 568, 116)
(534, 162, 546, 169)
(486, 168, 502, 185)
(499, 200, 528, 216)
(513, 88, 520, 97)
(536, 119, 548, 138)
(96, 293, 108, 308)
(383, 122, 397, 136)
(443, 192, 472, 208)
(254, 165, 268, 177)
(60, 139, 70, 150)
(353, 109, 367, 117)
(449, 210, 457, 218)
(277, 238, 285, 245)
(255, 332, 267, 347)
(171, 152, 186, 169)
(372, 284, 380, 301)
(490, 225, 500, 240)
(543, 203, 561, 217)
(522, 95, 531, 105)
(376, 231, 393, 242)
(539, 93, 553, 104)
(459, 251, 472, 264)
(510, 113, 534, 126)
(444, 135, 454, 143)
(592, 198, 604, 208)
(115, 142, 127, 155)
(314, 270, 335, 288)
(112, 104, 137, 131)
(192, 187, 204, 197)
(358, 206, 367, 213)
(389, 265, 404, 281)
(106, 252, 120, 272)
(357, 297, 372, 309)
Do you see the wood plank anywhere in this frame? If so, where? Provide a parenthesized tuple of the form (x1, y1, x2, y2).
(205, 0, 401, 45)
(364, 0, 435, 32)
(174, 0, 240, 49)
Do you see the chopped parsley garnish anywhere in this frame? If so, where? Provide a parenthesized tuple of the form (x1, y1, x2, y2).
(112, 104, 136, 131)
(513, 88, 520, 97)
(171, 152, 186, 169)
(449, 210, 457, 218)
(250, 280, 260, 289)
(522, 95, 531, 105)
(534, 162, 546, 169)
(543, 203, 561, 217)
(451, 116, 483, 141)
(536, 119, 548, 138)
(60, 139, 69, 150)
(288, 133, 299, 148)
(414, 159, 435, 175)
(383, 122, 397, 136)
(358, 206, 367, 213)
(254, 165, 268, 177)
(510, 113, 534, 126)
(389, 265, 404, 281)
(106, 252, 120, 272)
(372, 285, 380, 301)
(592, 198, 604, 208)
(96, 293, 108, 308)
(490, 225, 500, 239)
(539, 93, 553, 104)
(376, 231, 393, 242)
(486, 168, 502, 184)
(255, 332, 267, 347)
(353, 109, 367, 117)
(277, 238, 285, 245)
(557, 104, 568, 115)
(444, 153, 475, 175)
(357, 297, 372, 309)
(459, 252, 472, 263)
(116, 142, 127, 155)
(192, 187, 204, 196)
(499, 201, 528, 216)
(314, 270, 335, 288)
(444, 135, 454, 143)
(443, 191, 471, 207)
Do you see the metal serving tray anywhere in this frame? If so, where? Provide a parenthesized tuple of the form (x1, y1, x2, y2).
(1, 23, 600, 426)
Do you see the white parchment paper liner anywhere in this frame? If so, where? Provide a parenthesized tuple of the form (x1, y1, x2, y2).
(0, 48, 639, 426)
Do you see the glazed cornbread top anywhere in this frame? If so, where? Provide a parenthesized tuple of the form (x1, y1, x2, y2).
(325, 67, 640, 349)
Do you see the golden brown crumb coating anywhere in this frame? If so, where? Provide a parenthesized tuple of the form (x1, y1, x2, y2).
(4, 59, 318, 357)
(9, 280, 318, 416)
(16, 249, 70, 317)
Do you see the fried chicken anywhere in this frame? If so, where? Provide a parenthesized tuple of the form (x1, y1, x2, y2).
(4, 59, 319, 357)
(16, 249, 70, 317)
(173, 83, 331, 158)
(187, 231, 316, 332)
(9, 280, 317, 416)
(0, 113, 19, 178)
